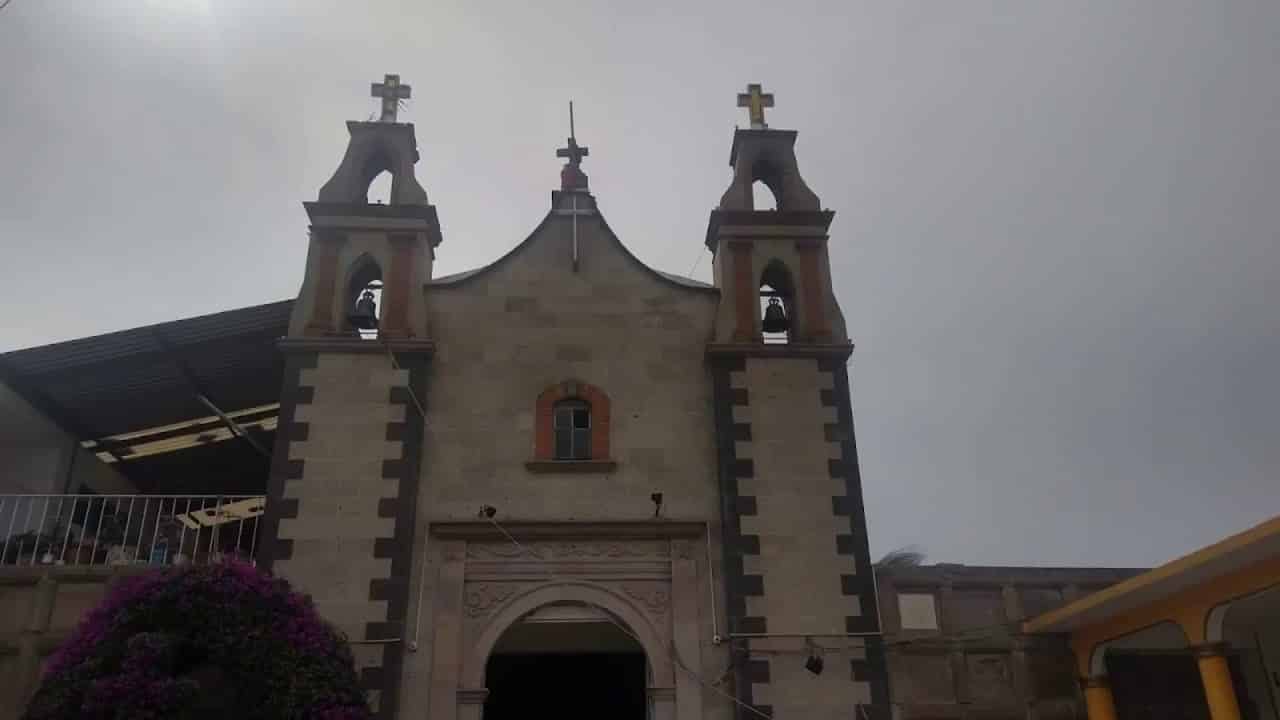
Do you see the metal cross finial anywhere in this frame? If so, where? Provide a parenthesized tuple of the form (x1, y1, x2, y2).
(370, 74, 412, 123)
(737, 83, 774, 129)
(556, 101, 589, 167)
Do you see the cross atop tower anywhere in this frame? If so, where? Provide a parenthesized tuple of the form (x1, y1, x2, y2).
(370, 74, 412, 123)
(556, 101, 590, 168)
(737, 83, 774, 130)
(556, 101, 590, 191)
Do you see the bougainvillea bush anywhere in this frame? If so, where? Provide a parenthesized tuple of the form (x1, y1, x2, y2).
(24, 560, 371, 720)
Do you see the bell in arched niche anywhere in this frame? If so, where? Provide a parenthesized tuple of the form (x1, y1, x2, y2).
(762, 296, 790, 334)
(349, 289, 379, 330)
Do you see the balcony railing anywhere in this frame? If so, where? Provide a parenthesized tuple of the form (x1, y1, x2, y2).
(0, 494, 265, 568)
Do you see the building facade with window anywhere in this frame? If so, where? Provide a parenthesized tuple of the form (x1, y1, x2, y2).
(254, 81, 886, 720)
(0, 82, 888, 720)
(3, 81, 1275, 720)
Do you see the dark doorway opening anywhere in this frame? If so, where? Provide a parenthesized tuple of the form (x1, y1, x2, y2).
(1110, 652, 1210, 720)
(1108, 651, 1254, 720)
(483, 652, 646, 720)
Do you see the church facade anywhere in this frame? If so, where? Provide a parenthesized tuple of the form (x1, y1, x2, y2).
(12, 79, 1278, 720)
(256, 79, 888, 720)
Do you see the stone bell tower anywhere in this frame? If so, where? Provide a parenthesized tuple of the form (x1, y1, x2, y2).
(707, 84, 890, 719)
(261, 74, 437, 719)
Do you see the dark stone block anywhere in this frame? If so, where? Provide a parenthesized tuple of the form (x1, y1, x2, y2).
(359, 666, 385, 689)
(743, 658, 771, 683)
(369, 577, 403, 602)
(272, 538, 294, 560)
(365, 621, 404, 641)
(741, 574, 765, 596)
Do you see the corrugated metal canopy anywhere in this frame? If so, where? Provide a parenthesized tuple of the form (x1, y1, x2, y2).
(0, 300, 292, 440)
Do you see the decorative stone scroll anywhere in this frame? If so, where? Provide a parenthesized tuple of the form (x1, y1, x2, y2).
(466, 540, 670, 561)
(621, 583, 671, 619)
(464, 583, 520, 618)
(427, 521, 707, 720)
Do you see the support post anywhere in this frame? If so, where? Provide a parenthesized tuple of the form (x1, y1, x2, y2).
(1080, 676, 1118, 720)
(1195, 644, 1243, 720)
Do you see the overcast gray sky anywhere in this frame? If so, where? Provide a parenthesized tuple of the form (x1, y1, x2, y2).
(2, 1, 1276, 568)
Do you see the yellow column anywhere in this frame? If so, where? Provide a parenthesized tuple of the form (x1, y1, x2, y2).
(1080, 676, 1118, 720)
(1195, 644, 1242, 720)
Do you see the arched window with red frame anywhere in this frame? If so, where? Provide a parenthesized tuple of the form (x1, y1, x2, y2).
(552, 399, 592, 460)
(531, 380, 614, 471)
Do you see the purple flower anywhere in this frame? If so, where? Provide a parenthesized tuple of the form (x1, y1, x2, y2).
(26, 560, 371, 720)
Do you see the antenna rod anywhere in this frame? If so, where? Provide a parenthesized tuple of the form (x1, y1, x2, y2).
(569, 101, 576, 139)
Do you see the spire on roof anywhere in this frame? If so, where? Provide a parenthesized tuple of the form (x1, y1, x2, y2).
(556, 101, 590, 191)
(370, 74, 411, 123)
(736, 83, 774, 130)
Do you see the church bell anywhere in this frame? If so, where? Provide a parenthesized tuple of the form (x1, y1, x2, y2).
(762, 296, 790, 334)
(349, 289, 379, 330)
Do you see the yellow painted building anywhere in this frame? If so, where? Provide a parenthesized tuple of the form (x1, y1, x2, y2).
(1025, 515, 1280, 720)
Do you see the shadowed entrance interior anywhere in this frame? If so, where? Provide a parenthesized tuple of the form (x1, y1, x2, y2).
(482, 605, 648, 720)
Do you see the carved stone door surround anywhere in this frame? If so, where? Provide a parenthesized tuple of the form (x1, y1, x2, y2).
(426, 521, 706, 720)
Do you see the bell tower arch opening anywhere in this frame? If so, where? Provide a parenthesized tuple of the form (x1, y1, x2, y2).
(360, 147, 396, 205)
(751, 179, 778, 211)
(365, 169, 393, 205)
(759, 259, 796, 344)
(344, 253, 383, 338)
(482, 603, 649, 720)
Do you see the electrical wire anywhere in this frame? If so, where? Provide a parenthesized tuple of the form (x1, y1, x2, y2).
(376, 333, 435, 652)
(380, 335, 428, 420)
(686, 250, 705, 280)
(0, 0, 15, 12)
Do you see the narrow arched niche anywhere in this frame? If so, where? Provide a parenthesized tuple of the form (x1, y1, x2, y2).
(751, 180, 778, 211)
(759, 259, 797, 344)
(749, 157, 785, 211)
(359, 148, 396, 205)
(344, 253, 383, 338)
(366, 170, 393, 205)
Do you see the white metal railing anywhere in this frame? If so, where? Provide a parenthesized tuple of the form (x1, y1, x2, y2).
(0, 494, 265, 568)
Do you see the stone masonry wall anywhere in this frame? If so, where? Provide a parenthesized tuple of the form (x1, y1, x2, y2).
(265, 349, 426, 719)
(398, 202, 732, 720)
(0, 567, 149, 720)
(714, 355, 885, 719)
(876, 564, 1143, 720)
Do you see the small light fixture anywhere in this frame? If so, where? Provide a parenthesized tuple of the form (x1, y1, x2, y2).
(804, 638, 824, 676)
(479, 505, 497, 519)
(651, 492, 664, 517)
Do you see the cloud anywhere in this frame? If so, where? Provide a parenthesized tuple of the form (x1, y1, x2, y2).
(1, 0, 1276, 566)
